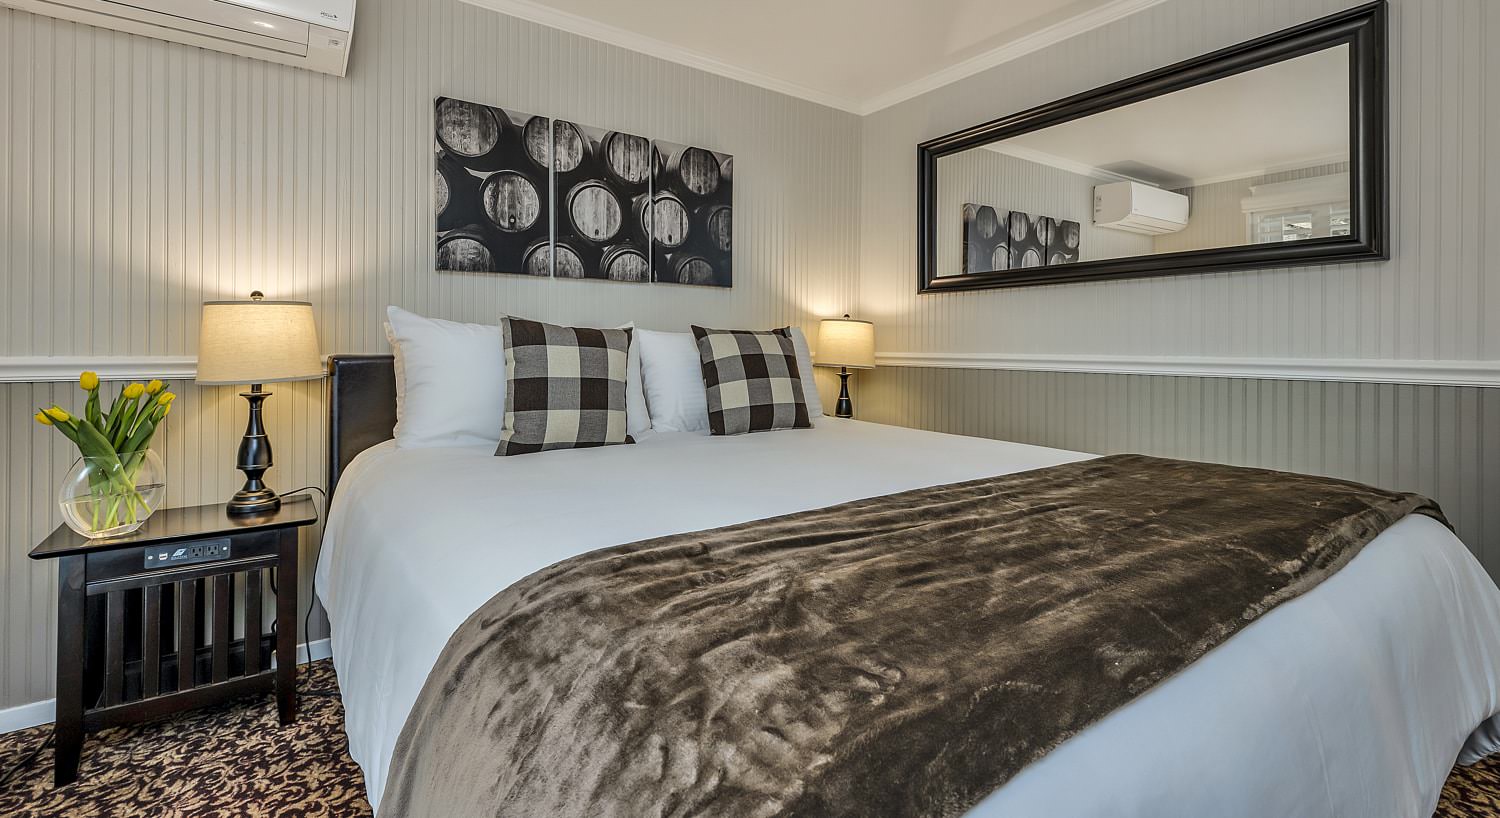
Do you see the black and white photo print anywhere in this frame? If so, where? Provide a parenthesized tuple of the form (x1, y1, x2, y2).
(552, 121, 652, 282)
(650, 141, 732, 287)
(962, 204, 1009, 274)
(1047, 219, 1081, 265)
(434, 97, 551, 275)
(1008, 211, 1047, 269)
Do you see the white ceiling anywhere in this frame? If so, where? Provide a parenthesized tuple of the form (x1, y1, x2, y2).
(460, 0, 1169, 114)
(996, 45, 1351, 187)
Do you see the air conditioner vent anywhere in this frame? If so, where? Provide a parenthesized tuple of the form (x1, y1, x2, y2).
(1093, 181, 1191, 236)
(2, 0, 355, 76)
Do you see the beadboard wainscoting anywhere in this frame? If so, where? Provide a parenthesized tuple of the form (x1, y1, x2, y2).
(0, 0, 859, 713)
(858, 366, 1500, 582)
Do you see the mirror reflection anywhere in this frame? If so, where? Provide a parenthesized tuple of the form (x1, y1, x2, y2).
(936, 44, 1351, 277)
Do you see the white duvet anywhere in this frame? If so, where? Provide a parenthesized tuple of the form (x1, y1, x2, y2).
(316, 420, 1500, 816)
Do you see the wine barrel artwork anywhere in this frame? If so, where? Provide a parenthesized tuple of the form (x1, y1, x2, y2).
(551, 242, 587, 279)
(1008, 211, 1048, 270)
(602, 245, 650, 282)
(436, 228, 497, 273)
(482, 171, 543, 233)
(962, 203, 1008, 274)
(646, 192, 689, 249)
(650, 140, 733, 287)
(552, 119, 651, 282)
(958, 204, 1081, 275)
(703, 204, 732, 254)
(1048, 218, 1082, 264)
(434, 97, 551, 275)
(434, 99, 733, 286)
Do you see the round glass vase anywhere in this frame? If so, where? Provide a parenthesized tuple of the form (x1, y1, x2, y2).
(57, 449, 167, 539)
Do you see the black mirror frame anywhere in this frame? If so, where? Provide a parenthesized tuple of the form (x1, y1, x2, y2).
(917, 0, 1387, 294)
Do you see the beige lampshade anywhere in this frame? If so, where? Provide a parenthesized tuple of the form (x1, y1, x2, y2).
(196, 298, 323, 385)
(816, 316, 876, 370)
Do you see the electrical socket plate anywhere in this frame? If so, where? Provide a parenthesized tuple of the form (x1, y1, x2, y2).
(145, 538, 231, 568)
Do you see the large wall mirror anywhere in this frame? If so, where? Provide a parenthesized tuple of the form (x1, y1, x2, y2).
(918, 1, 1386, 293)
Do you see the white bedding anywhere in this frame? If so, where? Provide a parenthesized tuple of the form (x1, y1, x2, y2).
(316, 420, 1500, 816)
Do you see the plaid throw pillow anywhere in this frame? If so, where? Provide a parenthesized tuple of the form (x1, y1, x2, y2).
(690, 326, 811, 435)
(497, 317, 633, 455)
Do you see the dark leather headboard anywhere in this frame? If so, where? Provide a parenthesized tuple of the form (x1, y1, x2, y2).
(327, 354, 397, 499)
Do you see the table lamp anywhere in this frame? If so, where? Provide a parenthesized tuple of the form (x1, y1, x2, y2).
(197, 291, 323, 515)
(816, 314, 875, 419)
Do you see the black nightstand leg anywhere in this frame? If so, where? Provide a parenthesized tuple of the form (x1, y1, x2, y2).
(275, 530, 299, 726)
(54, 555, 86, 786)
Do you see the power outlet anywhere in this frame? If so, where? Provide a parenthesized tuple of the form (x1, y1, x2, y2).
(144, 538, 231, 568)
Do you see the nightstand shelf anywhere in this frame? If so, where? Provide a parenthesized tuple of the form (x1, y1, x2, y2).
(29, 497, 318, 786)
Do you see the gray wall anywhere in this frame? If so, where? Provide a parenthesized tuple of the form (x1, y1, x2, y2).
(0, 0, 859, 711)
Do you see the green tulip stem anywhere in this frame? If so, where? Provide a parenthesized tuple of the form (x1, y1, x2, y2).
(41, 377, 171, 535)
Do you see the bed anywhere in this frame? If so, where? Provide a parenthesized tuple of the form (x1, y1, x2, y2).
(316, 355, 1500, 817)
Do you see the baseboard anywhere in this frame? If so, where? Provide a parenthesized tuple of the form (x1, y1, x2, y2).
(0, 699, 56, 737)
(0, 638, 333, 735)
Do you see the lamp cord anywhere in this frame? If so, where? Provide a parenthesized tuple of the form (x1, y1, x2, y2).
(0, 734, 54, 791)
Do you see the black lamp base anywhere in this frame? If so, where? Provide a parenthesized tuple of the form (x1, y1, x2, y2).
(227, 385, 282, 517)
(227, 487, 281, 516)
(835, 367, 854, 419)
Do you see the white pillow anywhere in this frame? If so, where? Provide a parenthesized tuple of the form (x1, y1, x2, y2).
(386, 306, 505, 449)
(787, 327, 825, 419)
(617, 322, 653, 439)
(383, 321, 406, 440)
(385, 307, 651, 447)
(638, 326, 823, 432)
(637, 329, 709, 433)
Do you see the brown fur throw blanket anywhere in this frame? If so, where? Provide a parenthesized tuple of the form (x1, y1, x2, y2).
(380, 454, 1443, 818)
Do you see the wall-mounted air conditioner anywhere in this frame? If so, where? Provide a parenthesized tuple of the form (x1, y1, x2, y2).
(1093, 181, 1190, 235)
(1, 0, 355, 77)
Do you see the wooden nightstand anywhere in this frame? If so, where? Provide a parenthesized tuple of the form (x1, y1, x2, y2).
(28, 497, 319, 785)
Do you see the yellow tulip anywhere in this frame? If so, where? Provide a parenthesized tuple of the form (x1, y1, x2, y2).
(34, 411, 53, 426)
(122, 383, 145, 400)
(145, 379, 164, 395)
(79, 371, 99, 391)
(45, 406, 71, 422)
(158, 392, 178, 405)
(161, 403, 173, 417)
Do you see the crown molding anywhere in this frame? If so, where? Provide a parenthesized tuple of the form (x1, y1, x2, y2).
(982, 141, 1145, 184)
(1185, 152, 1353, 188)
(458, 0, 1170, 117)
(0, 356, 198, 383)
(855, 0, 1173, 115)
(456, 0, 864, 113)
(875, 352, 1500, 388)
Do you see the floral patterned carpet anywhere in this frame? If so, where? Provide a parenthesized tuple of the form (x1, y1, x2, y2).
(0, 659, 1496, 817)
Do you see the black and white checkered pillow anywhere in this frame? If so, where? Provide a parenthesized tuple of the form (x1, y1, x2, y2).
(690, 326, 811, 435)
(497, 317, 633, 456)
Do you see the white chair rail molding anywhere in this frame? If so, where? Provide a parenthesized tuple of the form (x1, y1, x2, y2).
(7, 353, 1498, 388)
